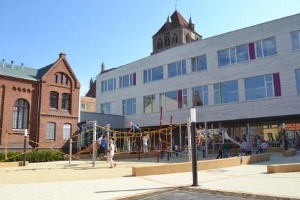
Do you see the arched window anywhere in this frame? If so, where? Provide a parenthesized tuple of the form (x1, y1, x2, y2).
(62, 93, 70, 111)
(50, 91, 59, 109)
(186, 34, 191, 43)
(13, 99, 29, 129)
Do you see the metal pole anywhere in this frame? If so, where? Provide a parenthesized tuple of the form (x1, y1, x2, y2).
(92, 121, 97, 167)
(106, 124, 110, 163)
(23, 129, 28, 166)
(190, 108, 198, 186)
(69, 138, 72, 165)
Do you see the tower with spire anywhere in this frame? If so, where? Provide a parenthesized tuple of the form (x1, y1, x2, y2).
(152, 10, 202, 54)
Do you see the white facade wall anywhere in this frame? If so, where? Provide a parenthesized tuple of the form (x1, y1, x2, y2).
(96, 13, 300, 128)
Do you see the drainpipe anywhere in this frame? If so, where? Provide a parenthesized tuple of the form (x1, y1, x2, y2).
(35, 80, 41, 149)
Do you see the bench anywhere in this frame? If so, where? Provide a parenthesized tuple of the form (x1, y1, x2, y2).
(267, 163, 300, 173)
(283, 148, 297, 157)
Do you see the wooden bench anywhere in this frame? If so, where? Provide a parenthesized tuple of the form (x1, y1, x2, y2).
(283, 148, 297, 157)
(267, 163, 300, 173)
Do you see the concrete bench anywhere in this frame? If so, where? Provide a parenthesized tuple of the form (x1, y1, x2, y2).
(0, 161, 28, 168)
(283, 148, 297, 157)
(267, 163, 300, 173)
(132, 153, 270, 176)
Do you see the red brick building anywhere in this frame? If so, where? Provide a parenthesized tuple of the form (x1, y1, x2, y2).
(0, 53, 80, 152)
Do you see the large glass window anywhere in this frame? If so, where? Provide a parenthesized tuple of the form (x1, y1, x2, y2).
(62, 93, 70, 111)
(291, 31, 300, 50)
(119, 73, 136, 88)
(295, 69, 300, 95)
(192, 85, 208, 106)
(191, 55, 207, 72)
(46, 122, 55, 140)
(144, 95, 156, 114)
(236, 44, 249, 62)
(101, 78, 116, 92)
(218, 48, 236, 67)
(256, 37, 277, 57)
(13, 99, 29, 129)
(245, 73, 281, 100)
(168, 60, 186, 77)
(144, 66, 163, 83)
(214, 81, 238, 104)
(101, 102, 111, 114)
(63, 123, 71, 140)
(218, 37, 277, 67)
(160, 89, 187, 111)
(122, 98, 136, 115)
(50, 91, 58, 109)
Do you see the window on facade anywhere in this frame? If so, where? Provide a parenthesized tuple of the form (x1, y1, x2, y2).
(214, 80, 238, 105)
(46, 122, 55, 140)
(296, 69, 300, 95)
(236, 44, 249, 62)
(144, 66, 163, 83)
(50, 91, 59, 109)
(54, 73, 69, 85)
(119, 73, 136, 88)
(144, 95, 156, 114)
(245, 73, 281, 100)
(168, 60, 186, 78)
(81, 103, 87, 111)
(192, 85, 208, 106)
(291, 30, 300, 50)
(101, 78, 116, 92)
(122, 98, 136, 115)
(191, 55, 207, 72)
(160, 89, 187, 111)
(256, 37, 277, 58)
(63, 123, 71, 140)
(13, 99, 29, 129)
(101, 102, 111, 114)
(218, 37, 277, 67)
(164, 32, 170, 47)
(62, 93, 70, 111)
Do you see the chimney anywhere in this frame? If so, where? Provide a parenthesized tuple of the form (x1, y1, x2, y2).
(101, 62, 105, 73)
(59, 52, 66, 58)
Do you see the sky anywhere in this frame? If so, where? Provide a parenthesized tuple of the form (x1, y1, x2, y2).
(1, 0, 299, 96)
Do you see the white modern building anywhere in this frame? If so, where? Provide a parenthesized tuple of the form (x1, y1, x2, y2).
(96, 10, 300, 143)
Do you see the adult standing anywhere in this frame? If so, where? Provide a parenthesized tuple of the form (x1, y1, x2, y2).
(108, 139, 116, 168)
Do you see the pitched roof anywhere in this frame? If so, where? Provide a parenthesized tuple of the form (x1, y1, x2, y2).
(0, 62, 41, 81)
(154, 10, 191, 36)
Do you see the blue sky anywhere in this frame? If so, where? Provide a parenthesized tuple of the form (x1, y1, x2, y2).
(1, 0, 299, 95)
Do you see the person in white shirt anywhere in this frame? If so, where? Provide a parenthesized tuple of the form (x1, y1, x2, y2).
(108, 139, 116, 168)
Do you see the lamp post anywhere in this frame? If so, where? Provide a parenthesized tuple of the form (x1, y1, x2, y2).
(190, 108, 198, 186)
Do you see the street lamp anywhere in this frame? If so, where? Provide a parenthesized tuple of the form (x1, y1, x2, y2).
(190, 108, 198, 186)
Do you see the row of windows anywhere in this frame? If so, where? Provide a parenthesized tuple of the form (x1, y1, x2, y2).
(218, 37, 277, 67)
(46, 122, 71, 140)
(100, 71, 293, 115)
(101, 35, 283, 93)
(13, 98, 72, 135)
(50, 91, 71, 111)
(101, 31, 300, 94)
(54, 72, 69, 85)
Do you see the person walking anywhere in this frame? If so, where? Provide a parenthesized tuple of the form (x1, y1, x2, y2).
(108, 139, 116, 168)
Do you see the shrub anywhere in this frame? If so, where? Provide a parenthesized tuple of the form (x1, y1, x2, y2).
(0, 150, 64, 163)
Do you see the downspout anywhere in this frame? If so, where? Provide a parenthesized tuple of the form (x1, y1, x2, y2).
(35, 79, 41, 149)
